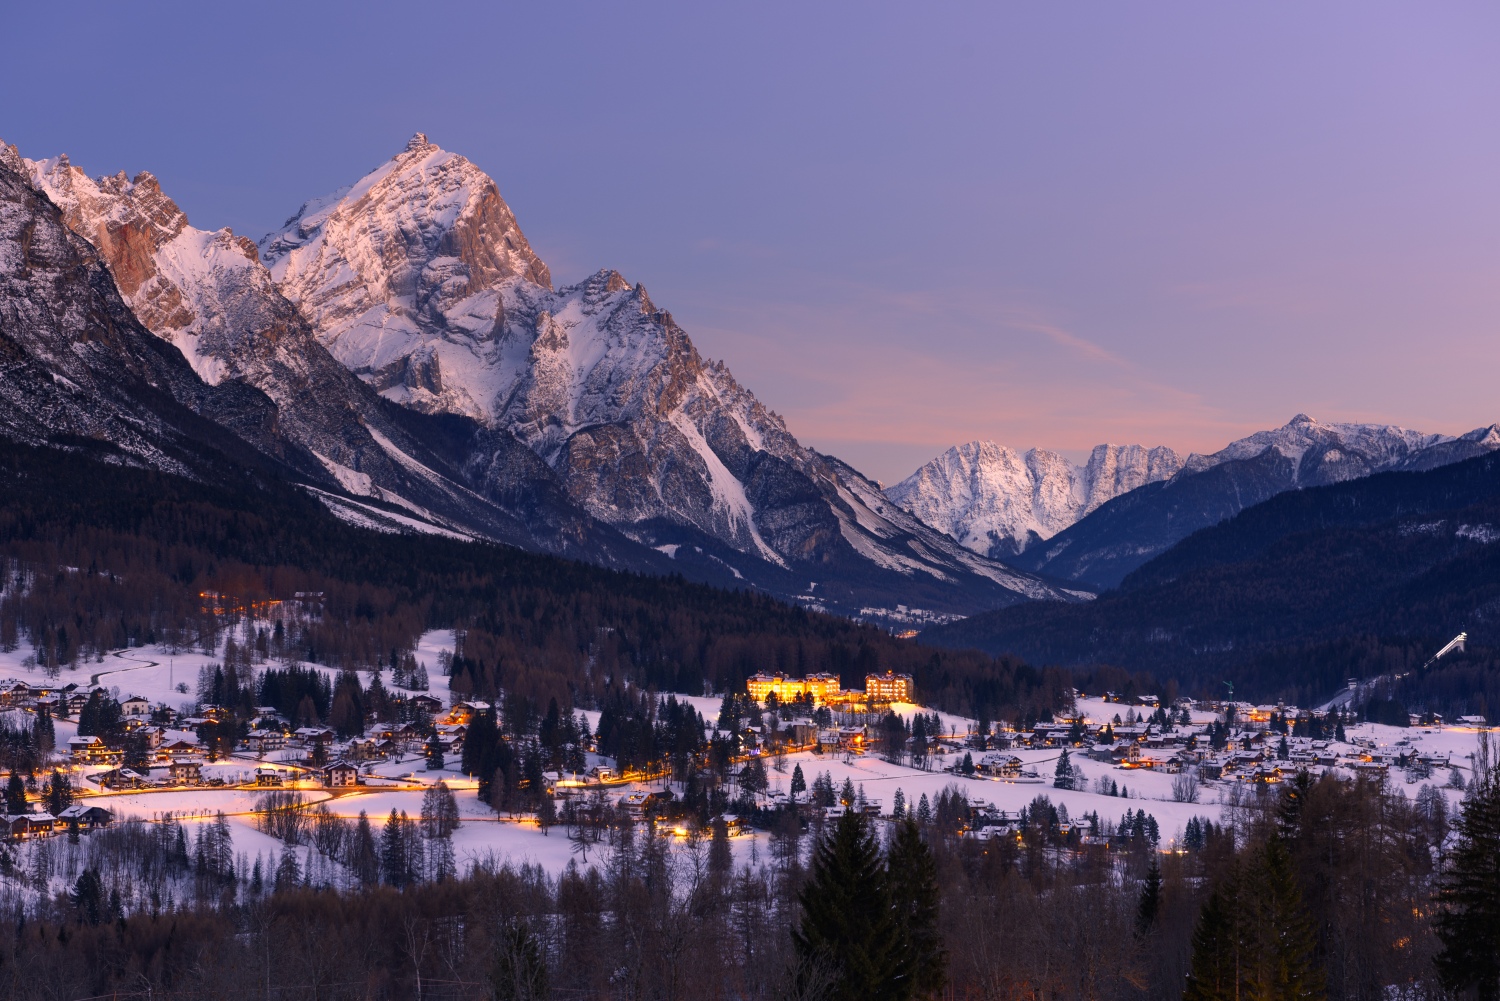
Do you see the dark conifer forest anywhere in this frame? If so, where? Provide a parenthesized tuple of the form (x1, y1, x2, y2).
(0, 439, 1062, 721)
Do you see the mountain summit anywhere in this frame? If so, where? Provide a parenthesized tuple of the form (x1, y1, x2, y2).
(256, 136, 1081, 614)
(888, 441, 1182, 558)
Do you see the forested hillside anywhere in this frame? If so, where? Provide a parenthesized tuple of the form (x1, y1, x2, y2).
(925, 450, 1500, 713)
(0, 440, 1064, 719)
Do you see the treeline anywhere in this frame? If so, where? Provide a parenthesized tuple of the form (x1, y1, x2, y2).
(0, 764, 1494, 999)
(0, 439, 1064, 720)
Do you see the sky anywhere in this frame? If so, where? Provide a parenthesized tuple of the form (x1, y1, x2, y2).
(4, 2, 1498, 483)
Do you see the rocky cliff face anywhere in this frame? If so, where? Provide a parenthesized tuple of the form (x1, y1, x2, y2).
(259, 136, 1080, 614)
(0, 155, 292, 477)
(4, 140, 670, 570)
(887, 441, 1183, 558)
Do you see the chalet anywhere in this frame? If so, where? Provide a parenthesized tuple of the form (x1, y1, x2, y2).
(408, 694, 443, 714)
(346, 737, 381, 761)
(643, 790, 675, 813)
(159, 738, 201, 758)
(246, 730, 287, 753)
(293, 727, 335, 748)
(1457, 715, 1489, 728)
(96, 768, 149, 790)
(0, 682, 30, 706)
(121, 695, 151, 717)
(618, 792, 650, 816)
(1, 815, 45, 840)
(69, 735, 111, 763)
(823, 805, 847, 820)
(255, 766, 284, 787)
(168, 760, 203, 785)
(587, 766, 615, 783)
(57, 804, 112, 829)
(323, 762, 358, 787)
(977, 753, 1024, 778)
(65, 692, 92, 717)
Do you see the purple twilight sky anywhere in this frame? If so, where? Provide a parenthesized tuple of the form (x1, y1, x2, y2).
(4, 2, 1498, 483)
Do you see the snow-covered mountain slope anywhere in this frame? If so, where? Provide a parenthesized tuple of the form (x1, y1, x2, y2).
(1178, 413, 1451, 483)
(0, 155, 299, 477)
(1009, 414, 1500, 588)
(260, 135, 1081, 614)
(5, 140, 673, 572)
(888, 441, 1182, 558)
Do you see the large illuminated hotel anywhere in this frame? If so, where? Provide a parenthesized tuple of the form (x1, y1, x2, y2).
(745, 670, 914, 706)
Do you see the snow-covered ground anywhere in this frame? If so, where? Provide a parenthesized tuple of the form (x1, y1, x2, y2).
(0, 634, 1489, 887)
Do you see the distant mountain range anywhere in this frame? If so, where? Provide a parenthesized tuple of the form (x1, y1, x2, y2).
(891, 415, 1500, 588)
(921, 446, 1500, 708)
(0, 135, 1083, 619)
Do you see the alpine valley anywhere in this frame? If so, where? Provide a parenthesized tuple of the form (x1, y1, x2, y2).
(0, 135, 1084, 622)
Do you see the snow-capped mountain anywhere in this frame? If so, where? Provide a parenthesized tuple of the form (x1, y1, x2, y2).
(1178, 413, 1450, 482)
(888, 441, 1182, 558)
(1009, 414, 1500, 588)
(0, 152, 287, 476)
(259, 135, 1083, 613)
(1, 140, 676, 570)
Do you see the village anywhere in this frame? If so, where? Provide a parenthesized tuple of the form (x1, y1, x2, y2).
(0, 629, 1484, 885)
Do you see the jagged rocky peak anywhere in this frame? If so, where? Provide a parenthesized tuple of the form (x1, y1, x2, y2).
(251, 135, 1076, 609)
(887, 440, 1183, 557)
(259, 133, 552, 413)
(14, 142, 300, 386)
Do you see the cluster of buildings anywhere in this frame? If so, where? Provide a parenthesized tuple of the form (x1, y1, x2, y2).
(745, 670, 914, 706)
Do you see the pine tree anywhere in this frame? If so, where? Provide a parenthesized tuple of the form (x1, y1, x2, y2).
(1435, 764, 1500, 999)
(1183, 872, 1242, 1001)
(790, 763, 806, 803)
(351, 810, 379, 888)
(1137, 855, 1162, 934)
(426, 732, 445, 772)
(4, 773, 24, 815)
(1054, 748, 1074, 789)
(793, 810, 909, 1001)
(887, 818, 945, 998)
(274, 843, 301, 893)
(380, 808, 406, 887)
(892, 788, 906, 820)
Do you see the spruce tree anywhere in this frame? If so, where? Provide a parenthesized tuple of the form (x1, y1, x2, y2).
(1435, 765, 1500, 999)
(380, 809, 406, 887)
(1054, 748, 1074, 789)
(1183, 875, 1242, 1001)
(793, 810, 909, 1001)
(4, 773, 24, 815)
(887, 818, 946, 998)
(1137, 855, 1162, 934)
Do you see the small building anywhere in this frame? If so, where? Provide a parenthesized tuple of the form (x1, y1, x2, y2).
(168, 760, 203, 785)
(323, 762, 358, 788)
(69, 735, 111, 763)
(255, 766, 284, 787)
(247, 730, 287, 753)
(57, 804, 112, 829)
(408, 694, 443, 714)
(121, 695, 151, 717)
